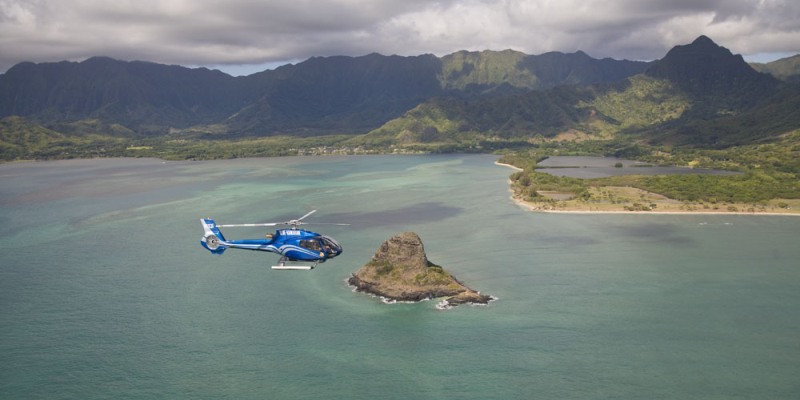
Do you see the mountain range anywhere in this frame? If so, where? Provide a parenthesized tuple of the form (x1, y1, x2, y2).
(1, 35, 799, 159)
(357, 36, 800, 149)
(0, 49, 649, 136)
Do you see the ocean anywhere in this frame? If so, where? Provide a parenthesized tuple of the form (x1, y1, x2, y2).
(1, 154, 798, 399)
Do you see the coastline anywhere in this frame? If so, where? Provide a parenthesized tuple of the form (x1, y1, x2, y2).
(494, 161, 523, 172)
(495, 161, 800, 217)
(510, 196, 800, 216)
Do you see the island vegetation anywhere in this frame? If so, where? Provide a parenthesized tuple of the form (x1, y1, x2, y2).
(349, 232, 493, 307)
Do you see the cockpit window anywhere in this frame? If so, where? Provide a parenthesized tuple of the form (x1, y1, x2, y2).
(299, 239, 321, 251)
(320, 236, 342, 254)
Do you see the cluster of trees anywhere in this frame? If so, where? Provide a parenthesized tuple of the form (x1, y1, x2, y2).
(635, 172, 797, 202)
(510, 170, 589, 201)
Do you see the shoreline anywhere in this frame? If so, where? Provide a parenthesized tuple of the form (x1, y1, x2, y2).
(495, 161, 800, 217)
(510, 195, 800, 216)
(494, 161, 523, 172)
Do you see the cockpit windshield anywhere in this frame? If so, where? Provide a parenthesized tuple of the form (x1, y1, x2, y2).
(299, 236, 342, 257)
(320, 236, 342, 256)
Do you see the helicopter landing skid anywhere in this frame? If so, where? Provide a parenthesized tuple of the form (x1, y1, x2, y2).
(271, 257, 316, 271)
(271, 265, 313, 270)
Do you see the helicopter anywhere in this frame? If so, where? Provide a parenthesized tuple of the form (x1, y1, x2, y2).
(200, 210, 347, 270)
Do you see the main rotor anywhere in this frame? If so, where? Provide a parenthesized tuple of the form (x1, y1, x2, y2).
(217, 210, 349, 230)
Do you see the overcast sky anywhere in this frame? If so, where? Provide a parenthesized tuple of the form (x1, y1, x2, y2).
(1, 0, 799, 76)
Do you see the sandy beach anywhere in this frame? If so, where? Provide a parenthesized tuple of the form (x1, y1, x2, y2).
(510, 195, 800, 216)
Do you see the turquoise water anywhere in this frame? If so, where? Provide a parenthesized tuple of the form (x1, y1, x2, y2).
(1, 155, 799, 399)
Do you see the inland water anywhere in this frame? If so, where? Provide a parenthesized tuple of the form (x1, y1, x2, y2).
(1, 155, 799, 399)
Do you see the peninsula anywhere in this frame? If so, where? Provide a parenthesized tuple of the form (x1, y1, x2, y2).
(497, 162, 800, 216)
(510, 189, 800, 216)
(348, 232, 492, 307)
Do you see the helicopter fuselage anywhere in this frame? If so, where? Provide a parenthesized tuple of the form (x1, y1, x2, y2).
(200, 219, 343, 262)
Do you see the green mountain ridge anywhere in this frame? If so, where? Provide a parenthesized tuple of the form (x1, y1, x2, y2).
(437, 49, 648, 93)
(2, 36, 799, 161)
(0, 49, 649, 140)
(362, 36, 798, 150)
(751, 54, 800, 83)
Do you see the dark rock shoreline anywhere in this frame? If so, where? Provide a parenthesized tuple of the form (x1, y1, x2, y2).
(348, 232, 493, 307)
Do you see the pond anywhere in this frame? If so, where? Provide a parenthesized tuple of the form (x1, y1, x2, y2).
(536, 156, 739, 179)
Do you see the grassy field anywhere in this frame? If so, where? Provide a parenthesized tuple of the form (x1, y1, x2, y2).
(516, 186, 800, 215)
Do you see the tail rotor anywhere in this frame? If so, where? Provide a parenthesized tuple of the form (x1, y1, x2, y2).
(200, 218, 228, 254)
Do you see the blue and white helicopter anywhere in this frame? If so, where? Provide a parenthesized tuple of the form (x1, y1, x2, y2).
(200, 210, 347, 270)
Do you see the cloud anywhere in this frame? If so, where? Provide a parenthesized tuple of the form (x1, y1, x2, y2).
(1, 0, 798, 75)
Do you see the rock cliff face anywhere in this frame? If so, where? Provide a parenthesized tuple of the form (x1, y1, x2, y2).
(348, 232, 492, 306)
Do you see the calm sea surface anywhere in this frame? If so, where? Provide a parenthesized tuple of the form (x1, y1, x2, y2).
(537, 156, 739, 178)
(1, 155, 798, 399)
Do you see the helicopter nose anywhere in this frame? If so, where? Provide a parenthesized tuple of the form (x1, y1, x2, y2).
(321, 235, 343, 257)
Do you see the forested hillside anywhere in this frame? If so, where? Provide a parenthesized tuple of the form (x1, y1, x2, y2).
(0, 49, 647, 141)
(363, 36, 798, 150)
(1, 36, 798, 164)
(751, 54, 800, 83)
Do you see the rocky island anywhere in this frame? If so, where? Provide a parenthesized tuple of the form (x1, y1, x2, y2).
(348, 232, 493, 307)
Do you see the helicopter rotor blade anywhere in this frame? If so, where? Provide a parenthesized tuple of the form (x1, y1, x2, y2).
(216, 211, 349, 229)
(296, 210, 317, 222)
(283, 210, 316, 228)
(217, 222, 279, 228)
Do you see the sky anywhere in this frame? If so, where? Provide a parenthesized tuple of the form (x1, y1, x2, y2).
(1, 0, 799, 76)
